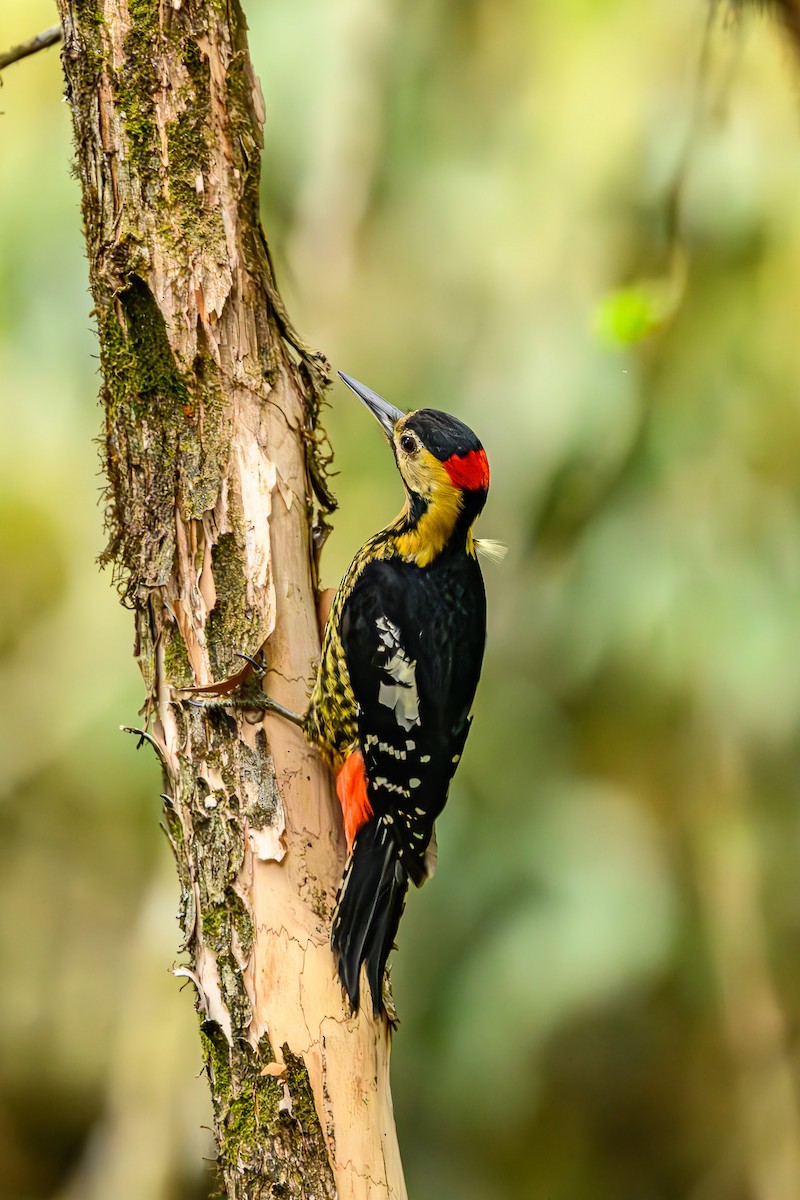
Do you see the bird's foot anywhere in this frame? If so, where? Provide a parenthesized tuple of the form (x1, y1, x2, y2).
(178, 650, 305, 727)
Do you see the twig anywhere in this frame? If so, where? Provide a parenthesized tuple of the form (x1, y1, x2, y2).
(120, 724, 169, 766)
(0, 25, 62, 73)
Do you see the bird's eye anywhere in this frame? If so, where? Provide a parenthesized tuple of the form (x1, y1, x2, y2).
(400, 433, 417, 454)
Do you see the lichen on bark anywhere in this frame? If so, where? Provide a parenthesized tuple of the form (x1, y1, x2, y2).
(201, 1023, 336, 1198)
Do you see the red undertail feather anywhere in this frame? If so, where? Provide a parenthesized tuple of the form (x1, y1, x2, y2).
(336, 749, 373, 852)
(443, 447, 490, 491)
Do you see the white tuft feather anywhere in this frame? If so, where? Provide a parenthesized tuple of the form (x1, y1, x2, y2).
(475, 538, 508, 563)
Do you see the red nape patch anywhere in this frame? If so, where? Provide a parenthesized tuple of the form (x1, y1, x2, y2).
(336, 750, 373, 852)
(443, 447, 490, 492)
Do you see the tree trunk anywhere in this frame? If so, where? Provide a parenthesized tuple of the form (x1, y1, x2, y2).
(56, 3, 407, 1197)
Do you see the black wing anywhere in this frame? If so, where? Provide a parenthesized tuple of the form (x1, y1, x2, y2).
(340, 554, 486, 885)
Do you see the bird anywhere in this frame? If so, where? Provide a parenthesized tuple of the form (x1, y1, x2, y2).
(303, 372, 492, 1016)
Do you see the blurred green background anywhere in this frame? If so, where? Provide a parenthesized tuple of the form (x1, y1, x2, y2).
(4, 1, 800, 1197)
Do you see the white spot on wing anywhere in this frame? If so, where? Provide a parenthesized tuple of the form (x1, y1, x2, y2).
(374, 777, 409, 796)
(377, 741, 406, 759)
(375, 615, 420, 730)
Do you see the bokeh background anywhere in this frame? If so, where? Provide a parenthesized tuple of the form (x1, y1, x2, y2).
(4, 1, 800, 1197)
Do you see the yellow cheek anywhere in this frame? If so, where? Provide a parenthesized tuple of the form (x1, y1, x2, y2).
(396, 449, 465, 566)
(402, 448, 449, 496)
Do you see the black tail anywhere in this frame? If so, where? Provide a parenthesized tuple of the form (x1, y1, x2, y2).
(331, 816, 409, 1015)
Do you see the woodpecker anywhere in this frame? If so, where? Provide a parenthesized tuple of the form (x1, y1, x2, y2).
(304, 372, 490, 1016)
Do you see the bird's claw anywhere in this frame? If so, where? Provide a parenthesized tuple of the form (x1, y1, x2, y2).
(177, 647, 305, 727)
(234, 651, 266, 676)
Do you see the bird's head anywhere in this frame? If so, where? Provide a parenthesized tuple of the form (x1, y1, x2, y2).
(339, 372, 490, 521)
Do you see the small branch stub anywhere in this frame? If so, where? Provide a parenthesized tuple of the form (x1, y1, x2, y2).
(0, 24, 62, 73)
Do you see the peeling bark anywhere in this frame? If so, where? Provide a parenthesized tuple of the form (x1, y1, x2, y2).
(56, 2, 407, 1196)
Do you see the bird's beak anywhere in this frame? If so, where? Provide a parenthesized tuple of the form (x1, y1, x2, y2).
(339, 372, 405, 440)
